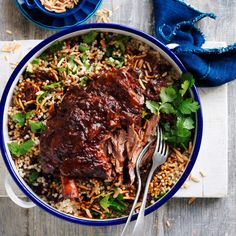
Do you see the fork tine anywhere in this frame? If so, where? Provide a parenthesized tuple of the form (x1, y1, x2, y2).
(154, 126, 161, 154)
(164, 144, 169, 157)
(161, 142, 166, 155)
(158, 127, 163, 153)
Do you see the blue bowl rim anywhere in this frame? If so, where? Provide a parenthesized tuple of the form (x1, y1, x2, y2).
(14, 0, 103, 30)
(0, 23, 203, 226)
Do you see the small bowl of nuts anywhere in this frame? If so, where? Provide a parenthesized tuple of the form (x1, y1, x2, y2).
(24, 0, 86, 18)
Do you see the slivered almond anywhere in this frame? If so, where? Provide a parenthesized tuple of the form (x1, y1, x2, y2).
(138, 78, 146, 90)
(113, 187, 121, 198)
(166, 220, 171, 227)
(6, 30, 13, 35)
(188, 197, 196, 205)
(199, 171, 206, 177)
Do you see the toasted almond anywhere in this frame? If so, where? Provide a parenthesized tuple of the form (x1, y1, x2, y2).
(199, 171, 206, 177)
(4, 55, 8, 61)
(190, 176, 200, 183)
(6, 30, 13, 35)
(138, 78, 146, 90)
(1, 42, 21, 53)
(113, 6, 120, 11)
(166, 220, 171, 227)
(188, 197, 196, 205)
(113, 187, 121, 198)
(162, 72, 167, 77)
(181, 182, 188, 189)
(84, 208, 93, 219)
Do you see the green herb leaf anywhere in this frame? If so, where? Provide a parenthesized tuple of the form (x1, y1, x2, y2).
(109, 194, 127, 211)
(179, 117, 194, 130)
(12, 113, 25, 127)
(29, 170, 39, 184)
(105, 47, 113, 57)
(159, 103, 176, 114)
(57, 67, 66, 73)
(44, 82, 61, 91)
(145, 100, 159, 114)
(8, 139, 35, 157)
(49, 41, 64, 54)
(141, 110, 147, 119)
(155, 192, 166, 200)
(175, 117, 194, 140)
(114, 35, 130, 53)
(99, 193, 127, 212)
(105, 212, 111, 218)
(114, 41, 125, 53)
(8, 142, 20, 156)
(115, 56, 124, 68)
(36, 92, 47, 104)
(91, 210, 100, 217)
(68, 56, 76, 68)
(29, 121, 45, 133)
(82, 31, 99, 45)
(25, 110, 35, 120)
(79, 76, 89, 87)
(19, 139, 35, 155)
(179, 98, 200, 114)
(160, 87, 176, 103)
(180, 73, 195, 97)
(99, 194, 110, 210)
(58, 55, 65, 61)
(81, 53, 90, 69)
(79, 43, 89, 52)
(31, 59, 40, 65)
(146, 73, 198, 149)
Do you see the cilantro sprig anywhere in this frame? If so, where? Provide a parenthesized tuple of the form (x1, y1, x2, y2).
(82, 31, 99, 45)
(145, 73, 199, 149)
(29, 121, 45, 133)
(11, 111, 35, 127)
(48, 41, 64, 54)
(43, 82, 62, 91)
(28, 169, 39, 184)
(99, 193, 127, 212)
(79, 76, 89, 87)
(8, 139, 35, 157)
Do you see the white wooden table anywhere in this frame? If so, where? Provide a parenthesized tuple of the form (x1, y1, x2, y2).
(0, 0, 236, 235)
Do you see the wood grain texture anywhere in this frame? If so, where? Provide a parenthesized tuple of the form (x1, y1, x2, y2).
(0, 198, 28, 236)
(0, 0, 236, 235)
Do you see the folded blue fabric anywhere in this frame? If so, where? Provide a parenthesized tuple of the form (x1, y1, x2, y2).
(153, 0, 236, 86)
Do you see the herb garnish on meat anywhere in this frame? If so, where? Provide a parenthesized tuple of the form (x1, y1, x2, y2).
(146, 73, 199, 149)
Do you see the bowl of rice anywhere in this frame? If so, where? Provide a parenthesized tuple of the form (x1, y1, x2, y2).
(0, 23, 203, 226)
(24, 0, 86, 18)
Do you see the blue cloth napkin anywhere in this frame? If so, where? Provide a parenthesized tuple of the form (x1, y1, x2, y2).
(153, 0, 236, 86)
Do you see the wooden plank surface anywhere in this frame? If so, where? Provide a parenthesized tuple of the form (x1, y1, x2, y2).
(0, 0, 236, 235)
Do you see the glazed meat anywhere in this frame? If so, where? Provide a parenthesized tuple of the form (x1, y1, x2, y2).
(40, 68, 160, 183)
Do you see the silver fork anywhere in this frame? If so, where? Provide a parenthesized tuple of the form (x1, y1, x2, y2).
(121, 126, 169, 236)
(121, 138, 155, 236)
(131, 126, 169, 236)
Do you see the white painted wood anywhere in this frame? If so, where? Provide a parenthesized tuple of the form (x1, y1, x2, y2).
(0, 40, 228, 198)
